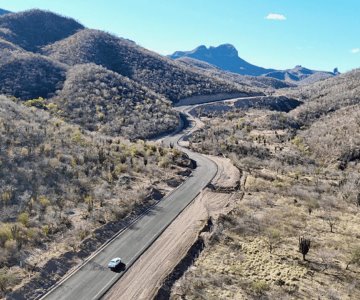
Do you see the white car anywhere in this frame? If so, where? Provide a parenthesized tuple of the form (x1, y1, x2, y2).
(108, 257, 122, 269)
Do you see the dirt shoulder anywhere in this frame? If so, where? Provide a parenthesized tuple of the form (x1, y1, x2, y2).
(103, 156, 241, 300)
(206, 155, 240, 190)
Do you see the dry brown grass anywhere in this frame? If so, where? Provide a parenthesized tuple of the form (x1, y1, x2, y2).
(173, 171, 360, 300)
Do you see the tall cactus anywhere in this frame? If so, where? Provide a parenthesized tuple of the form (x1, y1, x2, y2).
(10, 224, 20, 240)
(299, 236, 311, 260)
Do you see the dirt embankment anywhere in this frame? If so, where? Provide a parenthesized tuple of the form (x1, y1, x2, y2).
(103, 156, 241, 300)
(206, 155, 241, 192)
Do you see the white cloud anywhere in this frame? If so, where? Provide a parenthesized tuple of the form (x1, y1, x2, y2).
(265, 13, 287, 21)
(351, 48, 360, 54)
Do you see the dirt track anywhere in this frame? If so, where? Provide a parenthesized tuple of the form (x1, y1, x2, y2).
(103, 156, 240, 300)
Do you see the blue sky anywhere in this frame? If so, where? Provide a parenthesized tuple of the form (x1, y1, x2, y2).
(1, 0, 359, 72)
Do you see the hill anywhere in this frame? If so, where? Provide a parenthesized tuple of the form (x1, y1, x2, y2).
(169, 44, 274, 76)
(264, 65, 336, 84)
(288, 69, 360, 165)
(0, 38, 21, 51)
(0, 47, 179, 139)
(0, 9, 10, 15)
(0, 50, 67, 99)
(285, 68, 360, 125)
(52, 63, 179, 139)
(175, 56, 220, 71)
(300, 105, 360, 169)
(0, 9, 84, 51)
(43, 30, 256, 103)
(176, 56, 295, 90)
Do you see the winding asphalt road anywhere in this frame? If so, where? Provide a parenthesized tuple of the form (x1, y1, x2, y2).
(40, 109, 217, 300)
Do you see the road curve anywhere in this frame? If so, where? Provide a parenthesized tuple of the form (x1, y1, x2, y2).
(40, 110, 217, 300)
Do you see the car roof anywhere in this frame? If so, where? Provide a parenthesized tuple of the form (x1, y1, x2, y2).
(111, 257, 121, 261)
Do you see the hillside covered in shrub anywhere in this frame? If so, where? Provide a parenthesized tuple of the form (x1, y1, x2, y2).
(0, 9, 84, 51)
(281, 69, 360, 168)
(0, 50, 67, 99)
(176, 69, 360, 299)
(43, 29, 254, 102)
(285, 69, 360, 125)
(53, 63, 179, 139)
(0, 9, 260, 139)
(0, 96, 192, 296)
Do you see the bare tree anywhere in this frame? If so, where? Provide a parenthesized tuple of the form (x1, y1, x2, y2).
(322, 209, 339, 233)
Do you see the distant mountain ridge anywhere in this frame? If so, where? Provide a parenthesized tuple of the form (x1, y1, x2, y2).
(264, 65, 336, 85)
(170, 44, 274, 76)
(176, 56, 296, 90)
(169, 44, 337, 84)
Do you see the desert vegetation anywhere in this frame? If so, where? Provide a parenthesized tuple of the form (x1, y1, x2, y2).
(0, 38, 21, 51)
(0, 9, 84, 51)
(171, 71, 360, 299)
(0, 9, 261, 141)
(284, 69, 360, 125)
(0, 8, 358, 300)
(0, 96, 192, 297)
(299, 105, 360, 170)
(53, 63, 179, 139)
(42, 29, 257, 102)
(0, 50, 66, 100)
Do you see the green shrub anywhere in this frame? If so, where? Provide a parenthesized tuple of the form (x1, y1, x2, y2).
(18, 212, 30, 227)
(0, 224, 11, 247)
(24, 97, 47, 109)
(251, 280, 270, 295)
(0, 267, 16, 293)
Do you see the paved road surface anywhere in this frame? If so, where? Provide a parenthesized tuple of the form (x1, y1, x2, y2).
(41, 111, 217, 300)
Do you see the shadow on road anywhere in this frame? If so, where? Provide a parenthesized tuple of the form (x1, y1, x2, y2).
(110, 262, 126, 273)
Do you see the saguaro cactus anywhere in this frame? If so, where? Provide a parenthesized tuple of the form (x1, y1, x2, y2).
(299, 236, 311, 260)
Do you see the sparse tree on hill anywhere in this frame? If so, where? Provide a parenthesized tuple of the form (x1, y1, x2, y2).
(346, 246, 360, 270)
(323, 209, 339, 233)
(265, 227, 281, 253)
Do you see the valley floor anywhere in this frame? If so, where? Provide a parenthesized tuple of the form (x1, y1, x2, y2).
(170, 107, 360, 299)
